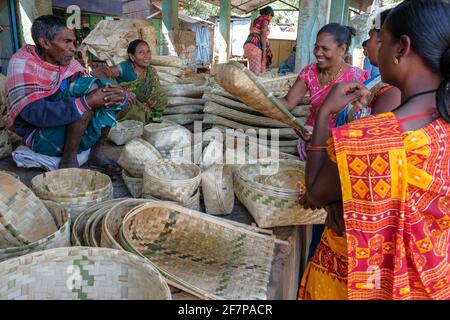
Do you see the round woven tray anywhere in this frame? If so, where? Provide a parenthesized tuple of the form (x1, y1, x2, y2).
(31, 169, 112, 201)
(117, 138, 162, 178)
(122, 170, 143, 198)
(202, 165, 234, 215)
(234, 160, 327, 228)
(0, 172, 57, 247)
(142, 159, 201, 203)
(108, 120, 143, 146)
(0, 201, 70, 262)
(31, 169, 113, 221)
(0, 247, 172, 300)
(120, 202, 276, 300)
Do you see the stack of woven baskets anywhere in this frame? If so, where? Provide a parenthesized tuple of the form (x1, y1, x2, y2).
(118, 138, 162, 198)
(0, 172, 71, 262)
(234, 160, 327, 228)
(31, 169, 113, 222)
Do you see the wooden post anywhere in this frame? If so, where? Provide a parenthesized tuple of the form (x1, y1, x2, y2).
(295, 0, 330, 72)
(162, 0, 179, 55)
(329, 0, 350, 24)
(218, 0, 231, 63)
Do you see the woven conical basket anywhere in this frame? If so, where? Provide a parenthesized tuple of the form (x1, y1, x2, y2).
(117, 139, 162, 178)
(202, 165, 234, 215)
(108, 120, 143, 146)
(211, 62, 311, 140)
(0, 172, 57, 247)
(234, 160, 327, 228)
(142, 159, 201, 203)
(0, 247, 172, 300)
(31, 169, 113, 221)
(0, 201, 70, 262)
(120, 202, 276, 300)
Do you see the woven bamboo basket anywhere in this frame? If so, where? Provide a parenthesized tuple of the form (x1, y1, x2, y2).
(201, 139, 224, 170)
(108, 120, 143, 146)
(120, 202, 275, 300)
(72, 199, 126, 246)
(0, 172, 57, 247)
(142, 160, 201, 203)
(88, 206, 110, 247)
(182, 189, 200, 211)
(0, 247, 172, 300)
(211, 62, 311, 140)
(143, 121, 192, 150)
(31, 169, 113, 221)
(0, 170, 19, 180)
(0, 201, 70, 262)
(234, 160, 327, 228)
(158, 140, 203, 164)
(202, 165, 234, 215)
(151, 55, 183, 68)
(122, 170, 143, 198)
(117, 138, 162, 178)
(161, 83, 207, 98)
(0, 131, 12, 159)
(259, 74, 298, 97)
(101, 199, 154, 249)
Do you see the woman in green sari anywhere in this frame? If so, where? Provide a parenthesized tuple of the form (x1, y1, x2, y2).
(91, 39, 167, 123)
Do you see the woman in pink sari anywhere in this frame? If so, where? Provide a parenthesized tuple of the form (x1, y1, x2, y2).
(280, 23, 369, 159)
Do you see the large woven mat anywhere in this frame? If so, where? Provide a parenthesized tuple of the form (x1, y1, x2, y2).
(120, 202, 276, 300)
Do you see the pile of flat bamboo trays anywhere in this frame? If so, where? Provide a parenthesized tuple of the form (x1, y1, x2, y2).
(0, 172, 70, 261)
(234, 160, 327, 228)
(73, 199, 277, 300)
(0, 247, 172, 300)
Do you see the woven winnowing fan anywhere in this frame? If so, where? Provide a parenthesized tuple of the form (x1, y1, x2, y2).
(212, 62, 311, 140)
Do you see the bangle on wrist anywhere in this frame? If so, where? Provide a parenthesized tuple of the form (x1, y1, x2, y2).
(306, 145, 327, 152)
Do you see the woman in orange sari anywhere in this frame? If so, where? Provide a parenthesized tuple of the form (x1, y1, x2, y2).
(299, 0, 450, 300)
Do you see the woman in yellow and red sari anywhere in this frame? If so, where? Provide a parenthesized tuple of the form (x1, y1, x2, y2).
(243, 6, 274, 76)
(299, 0, 450, 300)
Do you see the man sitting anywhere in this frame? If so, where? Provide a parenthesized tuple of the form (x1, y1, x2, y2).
(5, 15, 127, 172)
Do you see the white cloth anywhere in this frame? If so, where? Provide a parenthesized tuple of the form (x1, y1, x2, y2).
(12, 146, 90, 171)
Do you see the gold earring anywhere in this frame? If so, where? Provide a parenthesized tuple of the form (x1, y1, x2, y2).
(394, 57, 400, 65)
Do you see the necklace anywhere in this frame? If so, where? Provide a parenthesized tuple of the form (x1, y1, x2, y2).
(392, 89, 437, 113)
(318, 63, 344, 88)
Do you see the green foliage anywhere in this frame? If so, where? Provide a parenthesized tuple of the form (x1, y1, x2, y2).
(183, 0, 219, 20)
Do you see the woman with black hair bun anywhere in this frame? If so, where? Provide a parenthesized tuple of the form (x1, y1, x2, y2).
(279, 22, 369, 160)
(300, 0, 450, 300)
(243, 6, 274, 76)
(91, 39, 167, 123)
